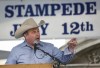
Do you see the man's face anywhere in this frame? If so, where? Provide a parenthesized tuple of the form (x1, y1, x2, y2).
(25, 27, 40, 44)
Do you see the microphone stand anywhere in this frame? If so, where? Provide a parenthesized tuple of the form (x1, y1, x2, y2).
(35, 46, 61, 68)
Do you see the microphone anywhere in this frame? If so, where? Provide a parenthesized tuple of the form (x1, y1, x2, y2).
(33, 40, 39, 53)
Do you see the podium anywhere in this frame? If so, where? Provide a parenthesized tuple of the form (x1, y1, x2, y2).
(0, 64, 53, 68)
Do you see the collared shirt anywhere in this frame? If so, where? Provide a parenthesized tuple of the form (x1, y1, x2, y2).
(6, 41, 74, 64)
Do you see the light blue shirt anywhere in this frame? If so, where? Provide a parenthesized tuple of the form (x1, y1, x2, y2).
(6, 41, 74, 64)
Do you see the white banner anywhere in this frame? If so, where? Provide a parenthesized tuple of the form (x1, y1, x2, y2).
(0, 0, 100, 40)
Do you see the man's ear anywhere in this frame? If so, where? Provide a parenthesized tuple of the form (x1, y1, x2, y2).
(23, 31, 28, 37)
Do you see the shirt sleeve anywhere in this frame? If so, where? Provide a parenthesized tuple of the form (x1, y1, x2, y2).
(52, 44, 74, 64)
(5, 48, 17, 64)
(64, 48, 73, 55)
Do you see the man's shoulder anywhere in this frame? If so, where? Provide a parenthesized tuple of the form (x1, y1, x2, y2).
(40, 41, 54, 47)
(11, 41, 25, 51)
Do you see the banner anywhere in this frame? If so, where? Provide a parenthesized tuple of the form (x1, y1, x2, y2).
(0, 0, 100, 40)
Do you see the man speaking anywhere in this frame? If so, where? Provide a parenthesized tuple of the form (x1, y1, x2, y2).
(6, 18, 77, 64)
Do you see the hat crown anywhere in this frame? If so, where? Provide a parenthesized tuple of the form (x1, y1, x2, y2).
(15, 18, 45, 38)
(22, 18, 38, 27)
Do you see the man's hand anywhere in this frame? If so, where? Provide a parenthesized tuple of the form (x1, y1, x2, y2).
(67, 38, 77, 53)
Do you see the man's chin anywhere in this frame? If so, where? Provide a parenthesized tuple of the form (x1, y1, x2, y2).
(36, 39, 40, 42)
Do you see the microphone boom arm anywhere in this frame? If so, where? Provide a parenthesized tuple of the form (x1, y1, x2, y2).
(35, 47, 61, 68)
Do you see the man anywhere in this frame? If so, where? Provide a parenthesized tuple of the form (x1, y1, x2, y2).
(6, 18, 77, 64)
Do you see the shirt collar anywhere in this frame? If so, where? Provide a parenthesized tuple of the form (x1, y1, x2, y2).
(23, 41, 43, 48)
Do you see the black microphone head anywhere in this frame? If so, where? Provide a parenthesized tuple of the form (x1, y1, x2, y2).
(33, 40, 39, 53)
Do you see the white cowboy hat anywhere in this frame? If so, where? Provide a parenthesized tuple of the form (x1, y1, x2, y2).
(15, 18, 45, 38)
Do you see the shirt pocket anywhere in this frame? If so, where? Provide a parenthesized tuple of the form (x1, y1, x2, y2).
(35, 50, 52, 63)
(35, 50, 47, 59)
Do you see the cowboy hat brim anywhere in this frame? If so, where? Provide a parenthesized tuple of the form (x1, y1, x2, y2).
(15, 18, 45, 39)
(15, 25, 39, 38)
